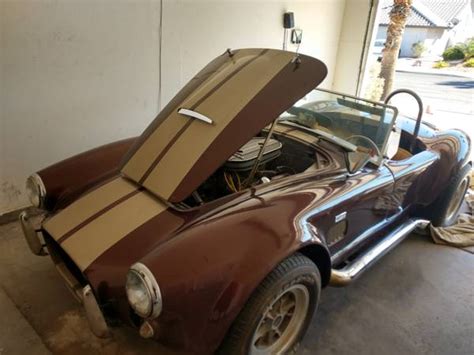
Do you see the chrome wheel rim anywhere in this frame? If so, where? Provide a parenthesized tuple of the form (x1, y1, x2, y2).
(445, 177, 469, 222)
(250, 285, 309, 355)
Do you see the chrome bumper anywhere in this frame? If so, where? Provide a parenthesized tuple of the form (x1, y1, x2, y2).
(82, 285, 110, 338)
(19, 210, 110, 338)
(19, 211, 47, 255)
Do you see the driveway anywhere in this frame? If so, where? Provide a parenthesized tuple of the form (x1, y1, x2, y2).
(392, 72, 474, 152)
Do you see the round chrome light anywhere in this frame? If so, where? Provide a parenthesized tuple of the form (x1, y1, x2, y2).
(125, 263, 162, 319)
(25, 173, 46, 209)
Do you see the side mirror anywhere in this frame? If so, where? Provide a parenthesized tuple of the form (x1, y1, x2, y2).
(345, 151, 371, 174)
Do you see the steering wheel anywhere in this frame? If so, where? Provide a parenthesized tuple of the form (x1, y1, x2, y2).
(286, 106, 333, 128)
(346, 135, 382, 161)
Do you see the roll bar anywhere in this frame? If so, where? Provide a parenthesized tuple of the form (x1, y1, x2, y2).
(384, 89, 424, 153)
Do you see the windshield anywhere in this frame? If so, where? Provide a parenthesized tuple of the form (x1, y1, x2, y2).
(278, 88, 398, 163)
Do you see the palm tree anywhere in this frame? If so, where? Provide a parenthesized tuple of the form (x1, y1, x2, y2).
(379, 0, 413, 100)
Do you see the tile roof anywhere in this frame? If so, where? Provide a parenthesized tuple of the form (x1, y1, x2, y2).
(379, 0, 470, 28)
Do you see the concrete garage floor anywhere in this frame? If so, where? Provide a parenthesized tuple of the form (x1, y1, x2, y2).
(0, 220, 473, 355)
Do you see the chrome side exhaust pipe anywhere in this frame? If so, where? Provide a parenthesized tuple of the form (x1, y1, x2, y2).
(330, 219, 429, 287)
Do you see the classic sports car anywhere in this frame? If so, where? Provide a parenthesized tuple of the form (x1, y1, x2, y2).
(21, 48, 471, 354)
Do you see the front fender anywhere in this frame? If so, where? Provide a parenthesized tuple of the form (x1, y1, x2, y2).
(141, 192, 328, 353)
(37, 137, 137, 211)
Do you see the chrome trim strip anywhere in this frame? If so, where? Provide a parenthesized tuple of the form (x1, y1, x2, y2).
(335, 211, 347, 223)
(178, 108, 213, 124)
(329, 218, 429, 287)
(315, 87, 399, 116)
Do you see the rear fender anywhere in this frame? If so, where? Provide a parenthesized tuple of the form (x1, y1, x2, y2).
(416, 129, 471, 206)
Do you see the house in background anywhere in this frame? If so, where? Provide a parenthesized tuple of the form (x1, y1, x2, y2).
(376, 0, 473, 58)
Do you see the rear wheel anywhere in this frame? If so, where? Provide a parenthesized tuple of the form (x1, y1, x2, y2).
(218, 253, 321, 355)
(429, 164, 471, 227)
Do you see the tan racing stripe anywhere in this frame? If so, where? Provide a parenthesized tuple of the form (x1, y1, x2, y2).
(61, 191, 167, 271)
(121, 50, 261, 182)
(143, 50, 292, 199)
(44, 177, 137, 240)
(137, 50, 269, 184)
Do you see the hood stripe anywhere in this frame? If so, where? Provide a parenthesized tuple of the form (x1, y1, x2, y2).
(56, 188, 140, 244)
(137, 49, 269, 184)
(138, 119, 193, 184)
(142, 50, 292, 200)
(121, 50, 259, 182)
(61, 191, 167, 271)
(172, 54, 328, 202)
(44, 177, 137, 240)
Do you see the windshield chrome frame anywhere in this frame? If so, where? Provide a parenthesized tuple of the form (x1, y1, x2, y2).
(315, 88, 399, 116)
(281, 88, 400, 166)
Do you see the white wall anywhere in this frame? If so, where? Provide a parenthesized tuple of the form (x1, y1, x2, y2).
(396, 27, 447, 57)
(1, 0, 371, 214)
(160, 0, 346, 106)
(332, 0, 375, 95)
(377, 19, 473, 58)
(1, 0, 161, 213)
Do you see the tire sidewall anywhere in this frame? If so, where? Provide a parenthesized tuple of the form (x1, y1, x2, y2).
(243, 264, 320, 354)
(434, 165, 471, 227)
(430, 164, 472, 227)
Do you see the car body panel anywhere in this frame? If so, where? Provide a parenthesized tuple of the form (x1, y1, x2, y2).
(43, 176, 168, 272)
(37, 137, 136, 211)
(27, 49, 472, 354)
(121, 48, 327, 203)
(40, 122, 471, 354)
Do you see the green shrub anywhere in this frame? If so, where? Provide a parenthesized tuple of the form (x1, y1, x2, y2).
(411, 41, 427, 58)
(433, 61, 449, 69)
(464, 38, 474, 59)
(463, 58, 474, 67)
(442, 45, 465, 61)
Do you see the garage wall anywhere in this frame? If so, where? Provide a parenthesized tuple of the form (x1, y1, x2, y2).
(159, 0, 346, 106)
(0, 0, 161, 214)
(1, 0, 366, 215)
(332, 0, 375, 95)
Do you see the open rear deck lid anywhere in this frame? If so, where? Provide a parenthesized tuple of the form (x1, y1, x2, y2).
(121, 48, 327, 203)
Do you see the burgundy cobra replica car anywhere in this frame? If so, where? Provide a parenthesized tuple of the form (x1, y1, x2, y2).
(21, 48, 471, 354)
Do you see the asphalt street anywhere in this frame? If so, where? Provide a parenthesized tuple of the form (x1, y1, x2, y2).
(392, 72, 473, 147)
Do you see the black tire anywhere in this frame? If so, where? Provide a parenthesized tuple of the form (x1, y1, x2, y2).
(429, 164, 471, 227)
(218, 253, 321, 355)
